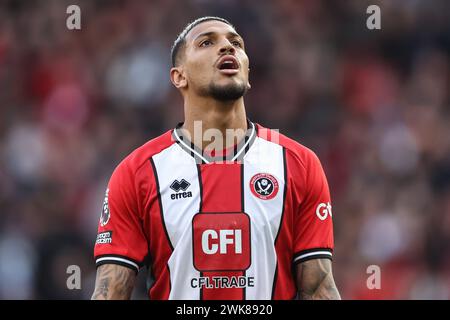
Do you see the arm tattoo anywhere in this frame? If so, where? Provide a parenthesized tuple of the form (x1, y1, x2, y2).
(91, 264, 136, 300)
(296, 258, 341, 300)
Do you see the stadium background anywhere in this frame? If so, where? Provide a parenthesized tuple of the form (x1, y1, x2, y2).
(0, 0, 449, 299)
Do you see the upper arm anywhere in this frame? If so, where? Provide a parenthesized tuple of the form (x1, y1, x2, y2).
(94, 160, 149, 273)
(296, 258, 340, 300)
(93, 160, 151, 300)
(290, 149, 339, 299)
(92, 264, 137, 300)
(293, 149, 334, 264)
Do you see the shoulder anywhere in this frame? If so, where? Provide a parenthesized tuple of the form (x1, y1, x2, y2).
(113, 129, 175, 178)
(256, 123, 321, 172)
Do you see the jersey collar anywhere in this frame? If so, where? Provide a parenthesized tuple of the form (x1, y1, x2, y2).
(172, 120, 257, 164)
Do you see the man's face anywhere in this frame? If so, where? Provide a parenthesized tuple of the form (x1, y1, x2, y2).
(180, 20, 250, 101)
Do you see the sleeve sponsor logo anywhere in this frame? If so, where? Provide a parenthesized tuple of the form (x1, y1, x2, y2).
(96, 231, 112, 244)
(316, 202, 333, 221)
(100, 188, 110, 226)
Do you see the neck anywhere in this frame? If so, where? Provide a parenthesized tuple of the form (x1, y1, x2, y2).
(181, 95, 248, 151)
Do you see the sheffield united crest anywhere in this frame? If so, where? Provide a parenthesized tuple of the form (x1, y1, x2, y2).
(250, 173, 279, 200)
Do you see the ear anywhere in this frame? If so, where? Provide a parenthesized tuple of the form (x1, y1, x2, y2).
(170, 67, 187, 89)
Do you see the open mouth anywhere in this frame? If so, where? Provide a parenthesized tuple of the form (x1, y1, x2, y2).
(219, 60, 239, 70)
(217, 56, 240, 73)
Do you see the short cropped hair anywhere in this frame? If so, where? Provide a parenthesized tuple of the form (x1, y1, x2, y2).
(171, 16, 234, 67)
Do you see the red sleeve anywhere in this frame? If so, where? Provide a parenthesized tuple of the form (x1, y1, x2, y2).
(94, 159, 149, 273)
(292, 149, 334, 264)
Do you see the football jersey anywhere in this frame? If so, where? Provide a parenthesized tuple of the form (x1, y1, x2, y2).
(94, 121, 334, 300)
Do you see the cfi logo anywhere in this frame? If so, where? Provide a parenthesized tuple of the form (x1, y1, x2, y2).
(250, 173, 279, 200)
(100, 188, 110, 226)
(316, 202, 333, 221)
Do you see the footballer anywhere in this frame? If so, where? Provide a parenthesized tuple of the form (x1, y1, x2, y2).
(92, 16, 340, 300)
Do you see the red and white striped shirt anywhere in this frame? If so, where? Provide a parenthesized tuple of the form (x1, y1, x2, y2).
(94, 121, 334, 300)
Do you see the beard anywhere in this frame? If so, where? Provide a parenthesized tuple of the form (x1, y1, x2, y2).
(200, 80, 248, 101)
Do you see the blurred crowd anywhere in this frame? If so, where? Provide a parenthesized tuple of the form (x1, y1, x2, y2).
(0, 0, 449, 299)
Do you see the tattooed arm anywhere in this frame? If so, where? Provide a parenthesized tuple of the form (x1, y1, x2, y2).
(296, 258, 341, 300)
(91, 264, 136, 300)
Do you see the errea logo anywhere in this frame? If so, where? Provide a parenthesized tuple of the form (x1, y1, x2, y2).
(316, 202, 333, 221)
(170, 179, 192, 200)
